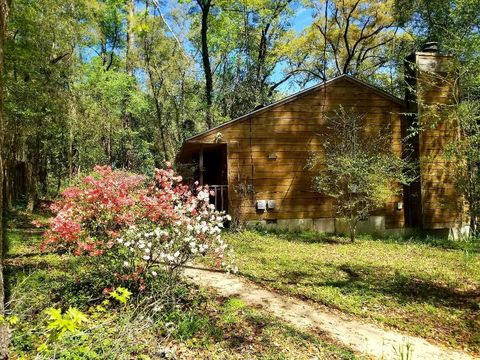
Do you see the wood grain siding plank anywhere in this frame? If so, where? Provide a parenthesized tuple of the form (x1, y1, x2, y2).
(250, 112, 402, 123)
(241, 211, 334, 219)
(289, 99, 399, 107)
(185, 75, 408, 227)
(229, 193, 329, 201)
(206, 133, 404, 142)
(250, 179, 314, 187)
(228, 142, 402, 153)
(222, 123, 402, 133)
(236, 198, 333, 207)
(270, 106, 400, 113)
(413, 52, 462, 229)
(233, 185, 313, 192)
(246, 171, 317, 178)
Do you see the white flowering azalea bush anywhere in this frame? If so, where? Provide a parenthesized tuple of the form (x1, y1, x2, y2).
(42, 165, 235, 298)
(117, 171, 236, 291)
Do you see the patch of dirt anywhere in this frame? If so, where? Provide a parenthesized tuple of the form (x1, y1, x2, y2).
(184, 266, 475, 360)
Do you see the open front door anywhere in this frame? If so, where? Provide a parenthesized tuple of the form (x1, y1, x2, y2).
(177, 142, 228, 213)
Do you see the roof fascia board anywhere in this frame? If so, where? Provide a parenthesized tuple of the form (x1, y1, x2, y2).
(185, 74, 405, 142)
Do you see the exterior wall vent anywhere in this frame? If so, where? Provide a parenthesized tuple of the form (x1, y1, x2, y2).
(267, 200, 276, 210)
(256, 200, 267, 211)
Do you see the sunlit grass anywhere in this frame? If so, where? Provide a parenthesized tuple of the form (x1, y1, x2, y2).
(226, 230, 480, 353)
(5, 213, 359, 359)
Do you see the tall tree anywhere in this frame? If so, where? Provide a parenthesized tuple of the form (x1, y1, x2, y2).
(217, 0, 295, 117)
(122, 0, 136, 169)
(0, 0, 11, 354)
(185, 0, 295, 121)
(196, 0, 214, 128)
(285, 0, 404, 86)
(5, 0, 87, 210)
(138, 1, 202, 164)
(308, 107, 415, 242)
(397, 0, 480, 234)
(395, 0, 480, 44)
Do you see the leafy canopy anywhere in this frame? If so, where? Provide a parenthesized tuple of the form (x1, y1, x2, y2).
(309, 106, 415, 241)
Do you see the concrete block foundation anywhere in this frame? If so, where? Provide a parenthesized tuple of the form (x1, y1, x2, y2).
(247, 216, 390, 236)
(313, 218, 335, 233)
(245, 217, 466, 239)
(335, 216, 386, 235)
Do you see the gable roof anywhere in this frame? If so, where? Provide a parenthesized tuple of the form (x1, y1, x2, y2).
(185, 74, 405, 142)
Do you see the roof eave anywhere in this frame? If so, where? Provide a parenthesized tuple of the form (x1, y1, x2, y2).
(184, 74, 405, 143)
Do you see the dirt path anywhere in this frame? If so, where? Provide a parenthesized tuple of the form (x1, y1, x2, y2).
(184, 266, 475, 360)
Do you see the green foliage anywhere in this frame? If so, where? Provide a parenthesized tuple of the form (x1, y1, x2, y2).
(184, 0, 295, 120)
(4, 0, 204, 205)
(6, 212, 359, 359)
(282, 0, 410, 89)
(395, 0, 480, 45)
(0, 314, 20, 326)
(108, 287, 133, 305)
(44, 307, 90, 339)
(309, 107, 415, 241)
(226, 230, 480, 351)
(219, 298, 247, 325)
(170, 311, 211, 340)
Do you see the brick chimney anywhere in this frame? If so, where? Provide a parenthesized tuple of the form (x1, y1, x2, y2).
(404, 43, 465, 233)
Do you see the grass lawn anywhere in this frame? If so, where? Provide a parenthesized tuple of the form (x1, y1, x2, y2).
(226, 230, 480, 354)
(5, 212, 358, 360)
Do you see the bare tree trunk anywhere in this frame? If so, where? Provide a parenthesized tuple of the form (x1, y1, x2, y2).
(0, 0, 11, 356)
(26, 159, 36, 212)
(5, 125, 16, 208)
(153, 97, 170, 162)
(125, 0, 135, 77)
(197, 0, 213, 129)
(26, 132, 40, 212)
(142, 33, 170, 162)
(68, 103, 74, 180)
(349, 221, 357, 243)
(121, 0, 135, 169)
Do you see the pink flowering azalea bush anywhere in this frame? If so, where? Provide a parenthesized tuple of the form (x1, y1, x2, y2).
(41, 165, 234, 294)
(42, 166, 145, 256)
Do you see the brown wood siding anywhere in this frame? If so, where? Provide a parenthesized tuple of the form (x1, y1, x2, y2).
(188, 76, 406, 228)
(414, 53, 464, 229)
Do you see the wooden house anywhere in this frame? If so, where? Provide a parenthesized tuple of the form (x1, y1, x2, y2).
(177, 45, 467, 236)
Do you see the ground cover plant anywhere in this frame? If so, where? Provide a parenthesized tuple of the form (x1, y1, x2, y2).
(226, 230, 480, 354)
(5, 212, 359, 359)
(3, 166, 358, 359)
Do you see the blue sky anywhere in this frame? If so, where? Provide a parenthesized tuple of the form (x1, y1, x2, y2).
(292, 6, 315, 33)
(137, 0, 315, 95)
(160, 0, 315, 93)
(273, 5, 315, 93)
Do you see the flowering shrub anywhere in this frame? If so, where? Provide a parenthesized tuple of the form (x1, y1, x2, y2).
(41, 165, 234, 293)
(41, 165, 145, 256)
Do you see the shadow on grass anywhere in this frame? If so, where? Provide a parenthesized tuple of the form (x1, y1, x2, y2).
(274, 262, 480, 347)
(4, 253, 84, 303)
(251, 228, 480, 253)
(252, 229, 351, 245)
(6, 250, 58, 259)
(280, 262, 480, 311)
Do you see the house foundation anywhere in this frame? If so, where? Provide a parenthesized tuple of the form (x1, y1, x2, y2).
(245, 216, 467, 239)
